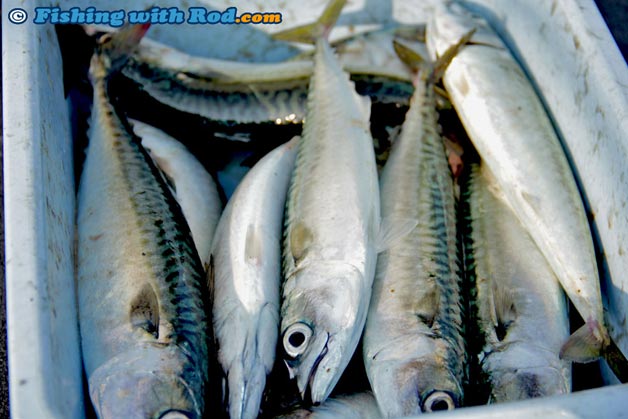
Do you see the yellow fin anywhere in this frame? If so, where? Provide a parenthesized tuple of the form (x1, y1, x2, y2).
(272, 0, 348, 44)
(290, 221, 313, 262)
(560, 320, 610, 363)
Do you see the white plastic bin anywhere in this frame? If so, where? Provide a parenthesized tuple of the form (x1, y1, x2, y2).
(3, 0, 627, 417)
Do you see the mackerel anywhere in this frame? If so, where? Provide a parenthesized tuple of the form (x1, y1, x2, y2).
(427, 2, 609, 360)
(120, 26, 420, 124)
(131, 119, 223, 269)
(275, 392, 382, 419)
(362, 37, 469, 416)
(277, 0, 381, 404)
(77, 25, 210, 418)
(210, 138, 298, 419)
(462, 163, 571, 403)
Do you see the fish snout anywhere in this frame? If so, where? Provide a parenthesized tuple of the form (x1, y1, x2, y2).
(89, 363, 202, 419)
(159, 410, 195, 419)
(281, 324, 339, 404)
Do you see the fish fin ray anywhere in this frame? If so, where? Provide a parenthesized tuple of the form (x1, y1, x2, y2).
(489, 280, 517, 341)
(375, 217, 418, 253)
(559, 320, 609, 363)
(431, 28, 476, 82)
(272, 0, 348, 44)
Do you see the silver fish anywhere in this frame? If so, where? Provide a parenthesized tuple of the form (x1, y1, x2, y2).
(131, 119, 223, 270)
(120, 25, 420, 124)
(275, 392, 382, 419)
(279, 0, 381, 404)
(427, 2, 609, 361)
(462, 163, 571, 403)
(77, 25, 209, 418)
(362, 40, 466, 417)
(210, 138, 298, 419)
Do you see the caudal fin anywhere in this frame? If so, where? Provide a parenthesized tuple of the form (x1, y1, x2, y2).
(393, 28, 475, 84)
(272, 0, 347, 44)
(95, 23, 151, 74)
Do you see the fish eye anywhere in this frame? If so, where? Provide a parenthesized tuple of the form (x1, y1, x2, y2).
(159, 410, 193, 419)
(283, 323, 313, 358)
(422, 391, 456, 412)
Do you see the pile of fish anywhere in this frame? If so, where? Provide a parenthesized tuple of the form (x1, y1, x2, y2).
(74, 1, 618, 418)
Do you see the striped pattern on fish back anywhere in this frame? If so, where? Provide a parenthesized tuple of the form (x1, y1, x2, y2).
(411, 82, 464, 379)
(378, 78, 464, 390)
(457, 165, 491, 403)
(93, 69, 210, 391)
(123, 61, 308, 124)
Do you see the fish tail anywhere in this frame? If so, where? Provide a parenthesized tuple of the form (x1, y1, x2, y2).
(272, 0, 347, 44)
(430, 28, 475, 82)
(559, 319, 610, 363)
(393, 29, 475, 84)
(92, 23, 151, 76)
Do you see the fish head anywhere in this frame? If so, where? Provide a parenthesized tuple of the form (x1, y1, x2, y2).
(88, 345, 204, 419)
(483, 344, 570, 402)
(427, 1, 505, 60)
(366, 335, 461, 416)
(281, 262, 369, 403)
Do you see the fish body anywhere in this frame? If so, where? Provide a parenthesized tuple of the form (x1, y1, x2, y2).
(280, 10, 380, 402)
(77, 27, 209, 418)
(131, 119, 223, 269)
(427, 3, 609, 359)
(210, 138, 298, 419)
(462, 164, 571, 403)
(275, 392, 382, 419)
(362, 54, 464, 416)
(121, 26, 420, 124)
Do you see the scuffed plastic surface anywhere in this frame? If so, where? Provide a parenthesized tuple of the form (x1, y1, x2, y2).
(3, 0, 84, 417)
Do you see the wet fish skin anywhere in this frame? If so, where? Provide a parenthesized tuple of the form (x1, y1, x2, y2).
(362, 55, 464, 416)
(120, 26, 420, 124)
(275, 392, 382, 419)
(131, 119, 223, 270)
(462, 164, 571, 403)
(78, 27, 209, 418)
(210, 138, 298, 419)
(280, 3, 380, 402)
(427, 3, 609, 359)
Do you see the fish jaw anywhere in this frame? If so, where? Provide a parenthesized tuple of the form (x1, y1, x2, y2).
(225, 355, 268, 419)
(482, 344, 570, 402)
(281, 263, 370, 404)
(365, 334, 461, 417)
(88, 345, 202, 419)
(216, 306, 279, 419)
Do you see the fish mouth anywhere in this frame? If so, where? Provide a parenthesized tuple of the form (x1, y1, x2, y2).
(302, 332, 331, 404)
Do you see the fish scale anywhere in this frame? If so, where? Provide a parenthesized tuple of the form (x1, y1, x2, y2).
(280, 20, 380, 402)
(78, 37, 209, 418)
(427, 3, 609, 361)
(123, 60, 309, 124)
(363, 66, 464, 417)
(460, 163, 571, 403)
